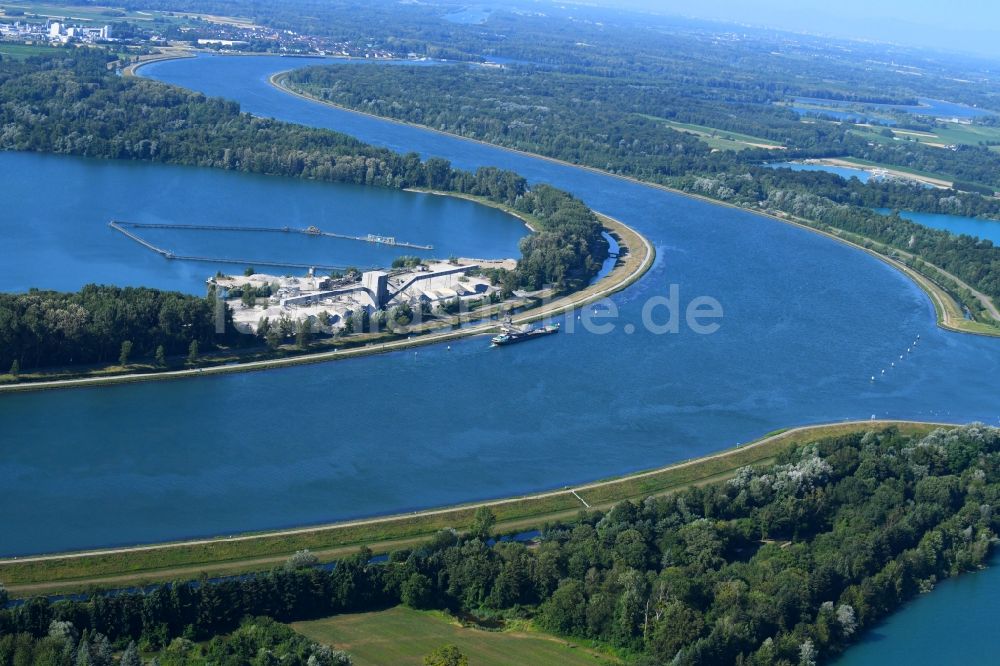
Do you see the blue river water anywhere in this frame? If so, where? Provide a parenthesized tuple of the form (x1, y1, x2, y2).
(767, 161, 871, 183)
(792, 96, 998, 120)
(836, 553, 1000, 664)
(2, 55, 1000, 566)
(791, 106, 898, 126)
(874, 208, 1000, 244)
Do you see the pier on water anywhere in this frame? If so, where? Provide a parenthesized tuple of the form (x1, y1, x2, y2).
(108, 220, 435, 272)
(113, 221, 434, 251)
(108, 221, 347, 272)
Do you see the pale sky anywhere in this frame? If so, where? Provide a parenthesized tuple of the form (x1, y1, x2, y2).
(595, 0, 1000, 60)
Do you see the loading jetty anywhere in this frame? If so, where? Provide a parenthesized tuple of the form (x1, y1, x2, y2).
(111, 220, 434, 250)
(108, 221, 356, 272)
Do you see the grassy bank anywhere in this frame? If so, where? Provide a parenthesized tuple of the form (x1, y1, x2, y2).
(120, 47, 195, 76)
(292, 606, 618, 666)
(0, 420, 945, 596)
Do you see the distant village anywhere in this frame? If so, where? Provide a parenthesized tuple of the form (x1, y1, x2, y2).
(0, 9, 402, 58)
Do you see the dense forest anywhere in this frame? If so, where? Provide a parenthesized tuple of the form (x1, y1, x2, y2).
(512, 184, 606, 290)
(0, 53, 605, 371)
(1, 424, 997, 664)
(52, 0, 1000, 110)
(0, 614, 351, 666)
(13, 3, 1000, 312)
(0, 286, 221, 372)
(285, 62, 1000, 189)
(286, 64, 1000, 312)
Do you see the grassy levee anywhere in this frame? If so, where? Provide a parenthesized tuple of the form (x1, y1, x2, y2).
(121, 47, 196, 76)
(809, 221, 1000, 336)
(0, 495, 581, 592)
(0, 420, 946, 597)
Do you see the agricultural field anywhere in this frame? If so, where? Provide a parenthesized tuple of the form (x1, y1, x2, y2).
(0, 2, 150, 22)
(638, 114, 785, 151)
(0, 41, 64, 58)
(292, 607, 619, 666)
(848, 121, 1000, 150)
(0, 2, 254, 29)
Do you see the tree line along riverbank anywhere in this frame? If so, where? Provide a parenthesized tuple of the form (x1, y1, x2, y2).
(0, 421, 949, 592)
(1, 420, 995, 666)
(280, 63, 1000, 335)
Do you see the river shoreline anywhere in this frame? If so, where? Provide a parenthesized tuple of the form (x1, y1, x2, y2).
(271, 71, 1000, 338)
(0, 212, 653, 393)
(121, 48, 197, 76)
(807, 157, 954, 189)
(0, 419, 949, 596)
(0, 56, 656, 392)
(135, 55, 999, 338)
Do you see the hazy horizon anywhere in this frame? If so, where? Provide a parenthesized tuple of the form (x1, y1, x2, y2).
(586, 0, 1000, 61)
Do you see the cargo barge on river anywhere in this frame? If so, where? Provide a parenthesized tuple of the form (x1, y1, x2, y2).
(491, 317, 560, 346)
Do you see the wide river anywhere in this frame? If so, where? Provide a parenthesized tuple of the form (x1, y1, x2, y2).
(2, 55, 1000, 565)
